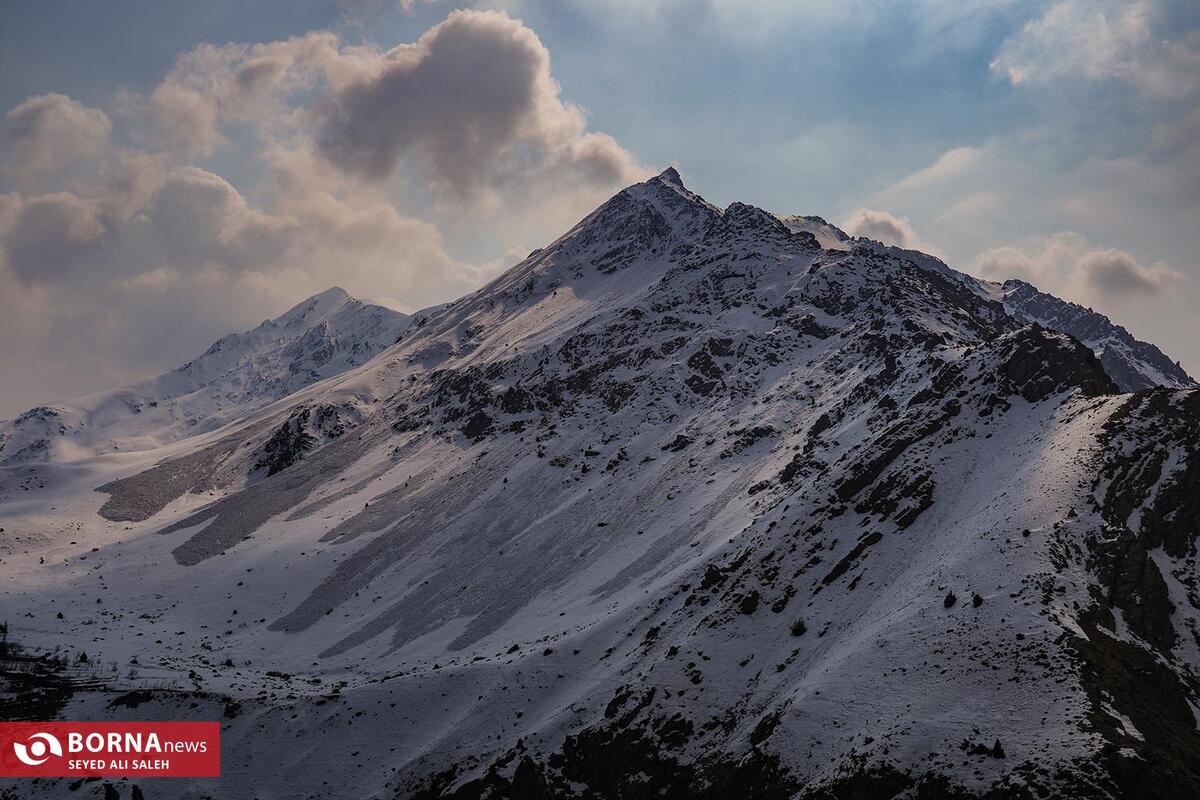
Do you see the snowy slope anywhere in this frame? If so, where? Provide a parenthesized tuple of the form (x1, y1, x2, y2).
(2, 169, 1198, 800)
(0, 288, 412, 464)
(776, 213, 852, 251)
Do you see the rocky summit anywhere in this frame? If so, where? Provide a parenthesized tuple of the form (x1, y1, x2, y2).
(1, 169, 1198, 799)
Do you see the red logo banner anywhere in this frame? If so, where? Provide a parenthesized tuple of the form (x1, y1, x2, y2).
(0, 722, 219, 777)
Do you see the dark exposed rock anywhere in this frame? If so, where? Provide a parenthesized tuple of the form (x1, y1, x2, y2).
(999, 326, 1117, 402)
(821, 531, 883, 586)
(1092, 531, 1176, 650)
(1002, 279, 1196, 391)
(737, 591, 761, 615)
(461, 412, 495, 442)
(1090, 390, 1200, 651)
(409, 717, 799, 800)
(254, 408, 317, 476)
(1069, 605, 1200, 799)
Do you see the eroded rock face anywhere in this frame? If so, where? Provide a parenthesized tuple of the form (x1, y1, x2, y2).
(1069, 606, 1200, 800)
(1096, 391, 1200, 556)
(999, 326, 1118, 402)
(1091, 530, 1177, 650)
(1090, 390, 1200, 650)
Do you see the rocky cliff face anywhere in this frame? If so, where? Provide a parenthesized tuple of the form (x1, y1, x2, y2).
(2, 170, 1198, 799)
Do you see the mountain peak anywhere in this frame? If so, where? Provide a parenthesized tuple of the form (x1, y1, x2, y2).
(276, 286, 353, 327)
(656, 166, 685, 188)
(315, 285, 350, 301)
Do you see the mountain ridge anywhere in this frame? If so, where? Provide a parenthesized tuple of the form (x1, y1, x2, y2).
(0, 287, 413, 464)
(994, 277, 1195, 391)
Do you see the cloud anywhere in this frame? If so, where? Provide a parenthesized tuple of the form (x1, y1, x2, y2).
(0, 148, 482, 413)
(134, 11, 644, 199)
(861, 135, 1199, 268)
(3, 94, 112, 186)
(316, 10, 642, 199)
(842, 207, 944, 257)
(1, 152, 480, 300)
(147, 82, 224, 156)
(842, 208, 919, 248)
(337, 0, 439, 17)
(991, 0, 1199, 100)
(143, 32, 340, 155)
(0, 117, 477, 414)
(5, 192, 107, 284)
(0, 10, 649, 414)
(973, 231, 1183, 306)
(982, 0, 1198, 255)
(479, 244, 532, 282)
(570, 0, 1024, 57)
(1078, 248, 1179, 296)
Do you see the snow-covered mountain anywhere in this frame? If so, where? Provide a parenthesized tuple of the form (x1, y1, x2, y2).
(773, 218, 1193, 394)
(0, 287, 413, 464)
(2, 169, 1198, 799)
(990, 278, 1196, 391)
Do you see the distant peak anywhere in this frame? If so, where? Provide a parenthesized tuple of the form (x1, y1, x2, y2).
(312, 286, 350, 302)
(277, 287, 353, 325)
(657, 166, 685, 188)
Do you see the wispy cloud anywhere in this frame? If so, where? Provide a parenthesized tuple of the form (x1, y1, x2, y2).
(990, 0, 1198, 99)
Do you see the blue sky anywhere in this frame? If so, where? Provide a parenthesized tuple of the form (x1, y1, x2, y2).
(0, 0, 1197, 412)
